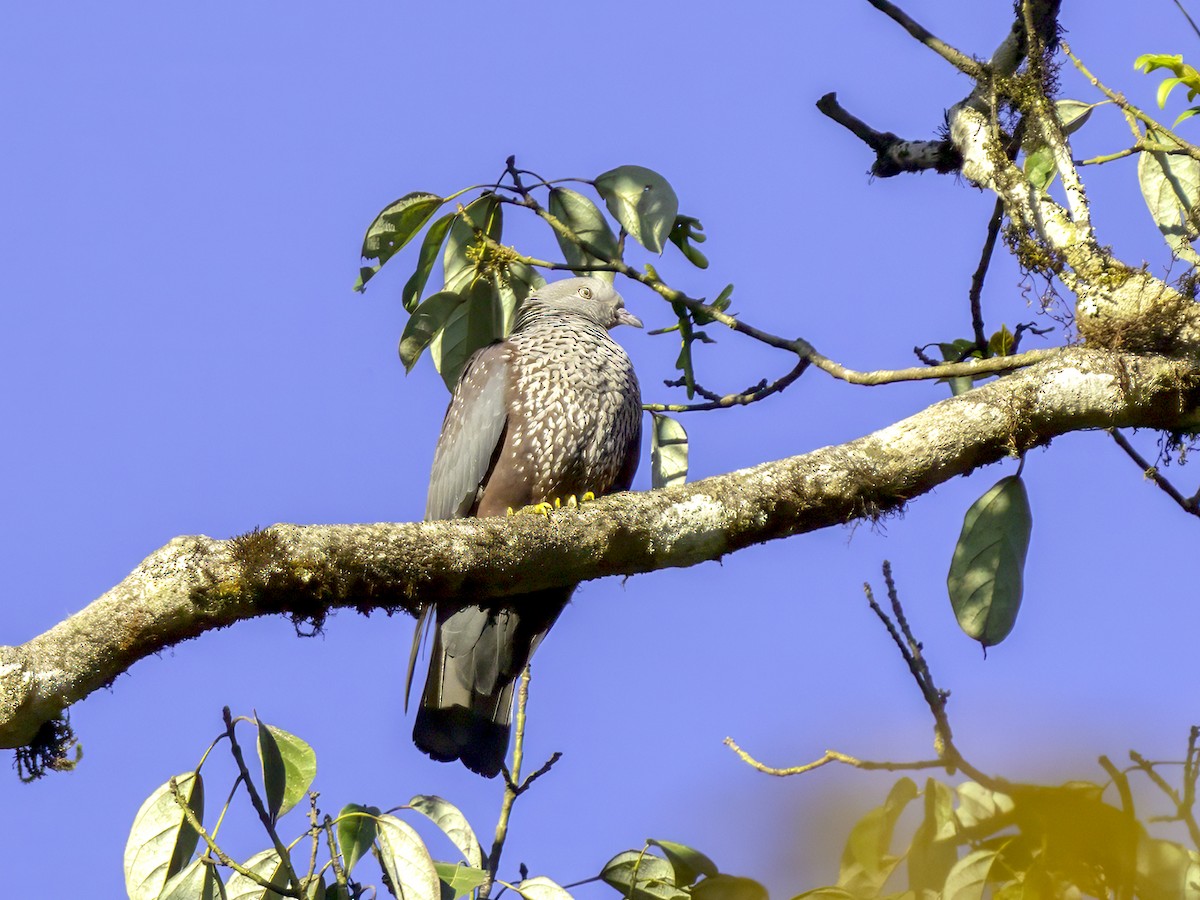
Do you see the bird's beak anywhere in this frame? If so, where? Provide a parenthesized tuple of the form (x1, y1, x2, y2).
(616, 308, 643, 329)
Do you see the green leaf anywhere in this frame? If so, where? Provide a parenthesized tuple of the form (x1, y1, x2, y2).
(1023, 146, 1056, 194)
(408, 795, 483, 868)
(954, 782, 1015, 831)
(443, 195, 502, 291)
(1055, 99, 1095, 135)
(908, 779, 958, 894)
(838, 777, 918, 895)
(225, 849, 290, 900)
(358, 192, 445, 291)
(988, 324, 1014, 357)
(263, 724, 316, 820)
(651, 415, 688, 490)
(790, 890, 857, 900)
(548, 187, 620, 282)
(1135, 53, 1186, 77)
(1023, 100, 1095, 194)
(667, 215, 709, 269)
(647, 840, 719, 887)
(376, 814, 441, 900)
(947, 475, 1033, 647)
(594, 165, 679, 254)
(429, 277, 502, 390)
(124, 772, 205, 900)
(400, 290, 467, 373)
(693, 284, 732, 325)
(337, 804, 379, 878)
(256, 716, 286, 823)
(494, 262, 544, 337)
(402, 212, 456, 312)
(1136, 836, 1200, 900)
(435, 863, 490, 899)
(600, 850, 688, 900)
(515, 876, 575, 900)
(942, 848, 1002, 900)
(691, 875, 768, 900)
(159, 858, 226, 900)
(1137, 138, 1200, 267)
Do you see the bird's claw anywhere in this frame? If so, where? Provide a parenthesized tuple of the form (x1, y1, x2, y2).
(506, 492, 597, 517)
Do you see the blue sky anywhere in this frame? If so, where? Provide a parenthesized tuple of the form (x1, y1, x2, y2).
(2, 2, 1197, 895)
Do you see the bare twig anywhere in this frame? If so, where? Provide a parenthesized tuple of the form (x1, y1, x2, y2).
(1108, 429, 1199, 516)
(644, 360, 809, 413)
(722, 740, 945, 777)
(864, 0, 988, 79)
(1173, 0, 1200, 41)
(483, 666, 559, 899)
(969, 199, 1006, 351)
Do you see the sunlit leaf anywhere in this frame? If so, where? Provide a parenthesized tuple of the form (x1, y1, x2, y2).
(651, 415, 688, 490)
(838, 778, 917, 895)
(667, 215, 709, 269)
(400, 291, 466, 373)
(988, 324, 1014, 357)
(1136, 836, 1200, 900)
(159, 858, 225, 900)
(954, 782, 1015, 830)
(225, 849, 290, 900)
(548, 187, 620, 282)
(516, 875, 575, 900)
(1024, 100, 1095, 193)
(942, 848, 1002, 900)
(691, 875, 768, 900)
(1137, 136, 1200, 267)
(908, 779, 958, 894)
(409, 795, 483, 868)
(600, 850, 687, 900)
(376, 814, 440, 900)
(647, 839, 718, 887)
(947, 475, 1032, 647)
(790, 890, 857, 900)
(358, 192, 445, 291)
(124, 772, 204, 900)
(435, 863, 490, 899)
(594, 165, 679, 254)
(337, 804, 379, 878)
(403, 212, 456, 312)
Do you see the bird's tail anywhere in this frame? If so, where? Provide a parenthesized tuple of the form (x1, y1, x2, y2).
(411, 588, 571, 778)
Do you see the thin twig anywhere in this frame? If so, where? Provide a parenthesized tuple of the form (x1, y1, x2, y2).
(969, 199, 1006, 351)
(722, 740, 946, 777)
(1108, 429, 1199, 516)
(221, 707, 303, 892)
(644, 360, 809, 413)
(1065, 44, 1200, 163)
(864, 0, 988, 79)
(1173, 0, 1200, 40)
(1098, 755, 1138, 900)
(483, 666, 555, 899)
(168, 776, 303, 898)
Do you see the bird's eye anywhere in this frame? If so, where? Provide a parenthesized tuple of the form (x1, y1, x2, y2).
(578, 286, 592, 300)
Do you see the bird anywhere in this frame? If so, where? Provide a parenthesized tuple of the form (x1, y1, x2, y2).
(408, 276, 643, 777)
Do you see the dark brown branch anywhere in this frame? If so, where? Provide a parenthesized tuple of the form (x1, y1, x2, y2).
(969, 199, 1005, 351)
(1108, 429, 1199, 517)
(816, 93, 962, 178)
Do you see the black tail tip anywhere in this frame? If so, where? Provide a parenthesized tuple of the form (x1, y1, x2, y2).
(413, 706, 509, 779)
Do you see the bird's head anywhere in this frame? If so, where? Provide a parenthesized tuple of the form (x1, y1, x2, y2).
(515, 277, 643, 331)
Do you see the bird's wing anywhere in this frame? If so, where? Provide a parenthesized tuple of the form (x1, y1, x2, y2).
(406, 341, 511, 710)
(425, 341, 512, 522)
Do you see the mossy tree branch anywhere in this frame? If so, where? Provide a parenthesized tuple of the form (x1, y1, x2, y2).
(3, 349, 1199, 754)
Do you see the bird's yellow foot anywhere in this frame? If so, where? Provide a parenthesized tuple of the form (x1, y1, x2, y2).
(506, 492, 597, 517)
